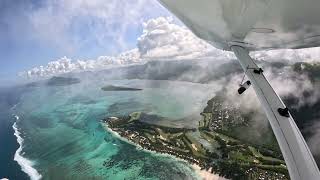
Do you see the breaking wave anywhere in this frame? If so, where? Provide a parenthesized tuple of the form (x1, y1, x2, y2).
(12, 115, 42, 180)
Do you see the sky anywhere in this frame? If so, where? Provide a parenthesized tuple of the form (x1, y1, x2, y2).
(0, 0, 171, 80)
(2, 0, 320, 83)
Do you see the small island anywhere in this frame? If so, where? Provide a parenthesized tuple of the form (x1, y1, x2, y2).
(102, 95, 289, 180)
(46, 76, 80, 86)
(101, 85, 142, 91)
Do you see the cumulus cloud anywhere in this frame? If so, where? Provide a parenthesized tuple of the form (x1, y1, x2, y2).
(20, 49, 141, 78)
(220, 61, 318, 112)
(27, 0, 168, 53)
(137, 17, 218, 59)
(208, 60, 320, 142)
(251, 48, 320, 63)
(21, 16, 220, 78)
(20, 16, 320, 78)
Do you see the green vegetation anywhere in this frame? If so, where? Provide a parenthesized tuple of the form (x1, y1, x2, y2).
(293, 62, 320, 82)
(196, 94, 288, 179)
(102, 94, 289, 180)
(128, 112, 141, 122)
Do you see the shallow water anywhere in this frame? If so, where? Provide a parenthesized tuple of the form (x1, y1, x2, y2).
(13, 79, 220, 179)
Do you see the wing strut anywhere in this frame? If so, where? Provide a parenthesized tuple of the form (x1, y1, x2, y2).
(231, 45, 320, 180)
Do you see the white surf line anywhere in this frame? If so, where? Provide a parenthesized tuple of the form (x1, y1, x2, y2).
(10, 100, 22, 111)
(12, 115, 42, 180)
(102, 123, 224, 180)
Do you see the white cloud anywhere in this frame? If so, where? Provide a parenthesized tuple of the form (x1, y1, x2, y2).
(20, 17, 229, 78)
(21, 16, 320, 78)
(21, 49, 141, 78)
(137, 17, 218, 59)
(251, 48, 320, 63)
(28, 0, 169, 53)
(306, 121, 320, 158)
(221, 66, 316, 112)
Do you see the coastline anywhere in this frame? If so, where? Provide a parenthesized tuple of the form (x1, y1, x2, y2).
(12, 116, 42, 180)
(102, 123, 226, 180)
(192, 164, 227, 180)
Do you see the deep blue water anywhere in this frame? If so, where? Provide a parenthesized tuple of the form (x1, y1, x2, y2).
(0, 87, 29, 180)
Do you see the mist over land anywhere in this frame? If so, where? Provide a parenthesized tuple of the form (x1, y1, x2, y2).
(64, 57, 320, 164)
(20, 55, 320, 162)
(3, 54, 320, 180)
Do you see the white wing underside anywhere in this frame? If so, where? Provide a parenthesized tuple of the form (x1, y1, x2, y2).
(159, 0, 320, 51)
(158, 0, 320, 179)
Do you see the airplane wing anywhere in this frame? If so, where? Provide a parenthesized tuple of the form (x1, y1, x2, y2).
(158, 0, 320, 51)
(158, 0, 320, 179)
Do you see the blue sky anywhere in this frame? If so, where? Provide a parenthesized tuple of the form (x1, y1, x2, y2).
(0, 0, 170, 81)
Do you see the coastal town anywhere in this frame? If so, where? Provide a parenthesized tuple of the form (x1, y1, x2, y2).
(102, 97, 290, 180)
(199, 97, 248, 131)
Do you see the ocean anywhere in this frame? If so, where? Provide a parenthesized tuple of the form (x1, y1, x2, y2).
(0, 86, 29, 180)
(1, 79, 221, 180)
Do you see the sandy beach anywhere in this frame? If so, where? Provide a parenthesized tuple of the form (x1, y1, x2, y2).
(103, 123, 227, 180)
(192, 164, 228, 180)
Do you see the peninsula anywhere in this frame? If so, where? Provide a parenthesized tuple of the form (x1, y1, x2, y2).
(102, 96, 289, 180)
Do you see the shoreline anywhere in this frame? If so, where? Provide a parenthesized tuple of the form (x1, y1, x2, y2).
(192, 164, 227, 180)
(102, 123, 226, 180)
(12, 116, 42, 180)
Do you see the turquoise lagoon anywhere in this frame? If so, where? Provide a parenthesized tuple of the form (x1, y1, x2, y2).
(13, 79, 220, 180)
